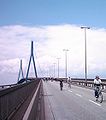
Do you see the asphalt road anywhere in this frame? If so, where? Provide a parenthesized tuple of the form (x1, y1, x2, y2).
(43, 80, 106, 120)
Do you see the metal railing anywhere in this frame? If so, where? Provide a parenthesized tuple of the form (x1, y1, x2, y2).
(0, 84, 17, 89)
(54, 78, 106, 91)
(71, 79, 106, 91)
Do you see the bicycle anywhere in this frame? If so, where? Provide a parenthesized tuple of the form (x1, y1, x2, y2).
(68, 82, 71, 88)
(60, 85, 63, 91)
(95, 86, 103, 103)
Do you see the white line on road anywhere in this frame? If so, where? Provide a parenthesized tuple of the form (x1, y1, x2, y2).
(68, 90, 73, 93)
(76, 93, 82, 97)
(89, 99, 101, 107)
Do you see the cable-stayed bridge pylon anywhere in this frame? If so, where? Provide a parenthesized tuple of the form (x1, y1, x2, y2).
(26, 41, 38, 80)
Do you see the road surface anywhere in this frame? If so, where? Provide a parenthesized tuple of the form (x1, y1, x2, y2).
(43, 80, 106, 120)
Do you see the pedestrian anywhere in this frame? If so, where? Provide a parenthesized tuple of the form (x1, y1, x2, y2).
(60, 80, 63, 90)
(68, 77, 71, 88)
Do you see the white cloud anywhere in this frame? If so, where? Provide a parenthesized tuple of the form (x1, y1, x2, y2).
(0, 58, 27, 73)
(0, 24, 106, 84)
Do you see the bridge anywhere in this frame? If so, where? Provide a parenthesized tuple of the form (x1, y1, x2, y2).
(0, 78, 106, 120)
(0, 41, 106, 120)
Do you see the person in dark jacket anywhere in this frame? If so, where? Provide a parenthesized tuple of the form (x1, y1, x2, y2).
(60, 80, 63, 90)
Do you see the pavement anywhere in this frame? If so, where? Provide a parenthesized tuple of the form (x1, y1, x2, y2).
(43, 80, 106, 120)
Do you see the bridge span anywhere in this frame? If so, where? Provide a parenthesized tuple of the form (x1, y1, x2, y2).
(0, 78, 106, 120)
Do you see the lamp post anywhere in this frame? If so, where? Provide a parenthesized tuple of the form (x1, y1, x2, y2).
(63, 49, 69, 80)
(81, 26, 90, 85)
(53, 63, 56, 78)
(57, 58, 60, 78)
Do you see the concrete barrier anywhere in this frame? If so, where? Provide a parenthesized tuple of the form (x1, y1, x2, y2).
(0, 78, 41, 120)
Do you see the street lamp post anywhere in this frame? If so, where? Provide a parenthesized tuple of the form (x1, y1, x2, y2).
(53, 63, 56, 78)
(57, 58, 60, 78)
(81, 26, 90, 85)
(63, 49, 69, 80)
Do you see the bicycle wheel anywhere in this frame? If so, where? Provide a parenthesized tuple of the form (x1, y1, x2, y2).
(98, 93, 103, 103)
(60, 86, 63, 91)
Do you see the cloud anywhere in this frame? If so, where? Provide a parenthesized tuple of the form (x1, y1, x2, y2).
(0, 24, 106, 84)
(0, 58, 19, 73)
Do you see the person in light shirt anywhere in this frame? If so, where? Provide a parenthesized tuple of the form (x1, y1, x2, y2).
(94, 76, 102, 98)
(68, 77, 71, 88)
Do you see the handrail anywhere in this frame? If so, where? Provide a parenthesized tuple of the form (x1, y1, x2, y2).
(71, 80, 106, 91)
(55, 78, 106, 91)
(0, 83, 17, 89)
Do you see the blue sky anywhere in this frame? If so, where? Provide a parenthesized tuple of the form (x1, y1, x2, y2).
(0, 0, 106, 28)
(1, 0, 106, 84)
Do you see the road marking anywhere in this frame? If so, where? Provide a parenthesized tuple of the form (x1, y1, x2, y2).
(76, 93, 82, 97)
(68, 90, 73, 93)
(89, 99, 101, 106)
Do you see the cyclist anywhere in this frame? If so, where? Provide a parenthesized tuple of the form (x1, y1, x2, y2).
(60, 80, 63, 91)
(94, 75, 102, 98)
(68, 77, 71, 88)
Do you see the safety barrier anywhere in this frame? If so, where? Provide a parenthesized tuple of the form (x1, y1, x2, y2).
(71, 79, 106, 91)
(0, 78, 43, 120)
(23, 79, 45, 120)
(0, 84, 17, 89)
(55, 78, 106, 91)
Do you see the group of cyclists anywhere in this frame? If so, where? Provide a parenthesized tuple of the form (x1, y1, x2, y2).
(59, 75, 103, 102)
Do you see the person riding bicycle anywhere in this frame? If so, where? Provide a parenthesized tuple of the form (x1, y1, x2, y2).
(94, 75, 102, 98)
(68, 77, 71, 88)
(60, 80, 63, 90)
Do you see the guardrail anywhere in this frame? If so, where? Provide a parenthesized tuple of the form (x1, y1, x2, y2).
(71, 80, 106, 91)
(0, 78, 42, 120)
(0, 84, 17, 89)
(54, 78, 106, 91)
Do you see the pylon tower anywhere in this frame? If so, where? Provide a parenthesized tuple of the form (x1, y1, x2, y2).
(26, 41, 38, 80)
(18, 59, 24, 82)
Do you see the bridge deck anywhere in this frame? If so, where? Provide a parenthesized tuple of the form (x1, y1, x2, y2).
(43, 81, 106, 120)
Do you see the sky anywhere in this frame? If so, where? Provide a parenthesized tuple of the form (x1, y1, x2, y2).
(0, 0, 106, 27)
(0, 0, 106, 84)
